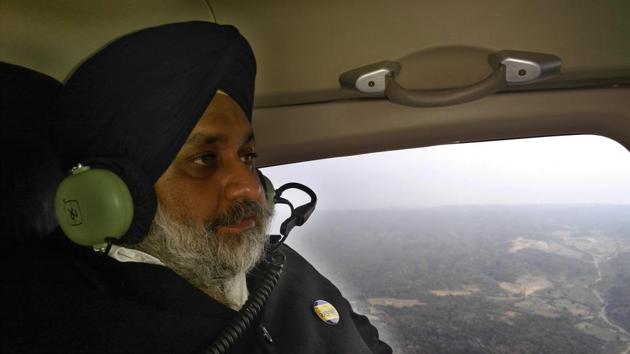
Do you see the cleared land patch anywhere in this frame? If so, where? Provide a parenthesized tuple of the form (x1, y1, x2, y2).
(509, 237, 583, 258)
(431, 285, 481, 297)
(368, 298, 427, 308)
(499, 275, 552, 296)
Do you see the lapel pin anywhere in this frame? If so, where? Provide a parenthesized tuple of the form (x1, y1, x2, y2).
(313, 300, 340, 325)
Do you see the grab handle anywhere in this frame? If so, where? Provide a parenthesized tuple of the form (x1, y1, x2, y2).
(339, 50, 561, 107)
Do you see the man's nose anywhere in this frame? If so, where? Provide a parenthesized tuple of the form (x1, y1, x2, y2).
(223, 160, 263, 203)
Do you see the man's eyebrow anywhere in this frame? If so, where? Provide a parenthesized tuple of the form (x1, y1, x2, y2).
(185, 132, 226, 146)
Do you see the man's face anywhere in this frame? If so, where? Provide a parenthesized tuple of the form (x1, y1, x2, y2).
(134, 94, 271, 303)
(155, 93, 266, 237)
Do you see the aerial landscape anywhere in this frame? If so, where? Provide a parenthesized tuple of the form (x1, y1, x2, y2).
(287, 205, 630, 354)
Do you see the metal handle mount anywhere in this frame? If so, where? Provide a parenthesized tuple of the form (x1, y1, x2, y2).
(339, 50, 562, 107)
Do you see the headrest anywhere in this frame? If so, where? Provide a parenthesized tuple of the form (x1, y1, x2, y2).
(0, 62, 64, 245)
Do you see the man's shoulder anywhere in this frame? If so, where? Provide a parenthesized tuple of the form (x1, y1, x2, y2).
(254, 244, 392, 354)
(275, 244, 342, 295)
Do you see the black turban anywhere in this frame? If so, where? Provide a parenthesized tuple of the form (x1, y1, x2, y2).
(53, 21, 256, 184)
(52, 21, 256, 244)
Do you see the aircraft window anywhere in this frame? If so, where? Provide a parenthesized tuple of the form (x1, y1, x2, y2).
(262, 135, 630, 354)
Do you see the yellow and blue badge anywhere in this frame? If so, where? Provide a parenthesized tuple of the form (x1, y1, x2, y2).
(313, 300, 340, 325)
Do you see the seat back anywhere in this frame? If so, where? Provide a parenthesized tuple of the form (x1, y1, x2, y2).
(0, 62, 64, 246)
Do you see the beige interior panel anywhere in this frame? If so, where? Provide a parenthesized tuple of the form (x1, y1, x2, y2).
(0, 0, 211, 82)
(253, 88, 630, 167)
(2, 1, 628, 96)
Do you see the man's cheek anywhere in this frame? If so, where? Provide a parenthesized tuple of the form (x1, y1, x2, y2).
(180, 186, 219, 222)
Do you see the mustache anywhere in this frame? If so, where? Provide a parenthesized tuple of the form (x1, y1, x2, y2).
(207, 200, 270, 232)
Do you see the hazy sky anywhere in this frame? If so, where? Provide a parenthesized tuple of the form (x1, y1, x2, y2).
(262, 135, 630, 211)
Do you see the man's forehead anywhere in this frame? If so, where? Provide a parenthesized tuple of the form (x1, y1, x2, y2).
(204, 93, 247, 119)
(183, 93, 254, 146)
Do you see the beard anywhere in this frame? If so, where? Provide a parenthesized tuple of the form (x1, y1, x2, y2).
(132, 200, 272, 307)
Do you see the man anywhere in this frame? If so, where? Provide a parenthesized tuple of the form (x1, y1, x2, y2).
(2, 22, 391, 354)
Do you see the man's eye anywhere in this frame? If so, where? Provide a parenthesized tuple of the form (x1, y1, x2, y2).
(192, 153, 217, 166)
(242, 152, 258, 165)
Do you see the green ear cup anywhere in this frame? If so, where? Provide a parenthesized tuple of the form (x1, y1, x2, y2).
(55, 165, 134, 246)
(258, 172, 276, 211)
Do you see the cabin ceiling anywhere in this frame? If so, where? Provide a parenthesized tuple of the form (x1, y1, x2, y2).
(2, 0, 629, 99)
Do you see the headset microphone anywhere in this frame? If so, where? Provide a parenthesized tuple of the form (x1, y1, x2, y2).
(268, 182, 317, 250)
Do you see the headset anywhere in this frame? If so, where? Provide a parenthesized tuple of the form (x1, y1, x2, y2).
(55, 158, 316, 250)
(55, 159, 280, 248)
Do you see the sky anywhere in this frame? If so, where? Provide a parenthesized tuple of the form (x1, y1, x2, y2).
(261, 135, 630, 211)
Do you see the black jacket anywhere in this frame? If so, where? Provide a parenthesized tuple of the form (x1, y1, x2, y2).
(2, 230, 391, 354)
